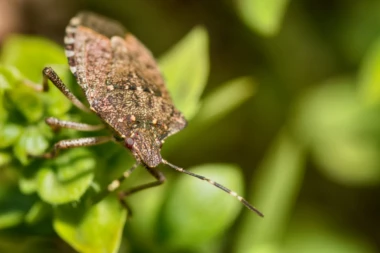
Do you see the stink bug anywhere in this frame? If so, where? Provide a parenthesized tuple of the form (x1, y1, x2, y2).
(40, 12, 263, 217)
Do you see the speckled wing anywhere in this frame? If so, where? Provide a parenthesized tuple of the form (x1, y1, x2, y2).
(64, 12, 117, 97)
(64, 12, 186, 140)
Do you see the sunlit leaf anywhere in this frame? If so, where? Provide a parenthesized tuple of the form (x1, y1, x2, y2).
(53, 195, 127, 253)
(19, 174, 38, 195)
(193, 76, 256, 127)
(0, 35, 66, 82)
(236, 131, 306, 253)
(0, 65, 22, 90)
(36, 149, 95, 204)
(236, 0, 291, 36)
(0, 123, 22, 149)
(13, 126, 49, 165)
(0, 188, 33, 229)
(24, 201, 50, 225)
(0, 210, 25, 229)
(0, 93, 7, 123)
(358, 36, 380, 106)
(1, 36, 73, 118)
(161, 164, 244, 250)
(0, 152, 12, 168)
(159, 26, 209, 119)
(293, 78, 380, 186)
(9, 86, 44, 123)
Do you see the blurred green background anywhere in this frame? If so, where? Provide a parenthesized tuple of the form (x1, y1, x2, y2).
(1, 0, 380, 252)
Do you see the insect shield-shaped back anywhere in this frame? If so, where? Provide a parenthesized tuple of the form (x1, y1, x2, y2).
(64, 12, 187, 168)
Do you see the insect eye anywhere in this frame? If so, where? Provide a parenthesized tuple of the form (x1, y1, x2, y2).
(125, 138, 134, 149)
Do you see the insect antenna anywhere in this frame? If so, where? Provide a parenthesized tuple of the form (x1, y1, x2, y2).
(161, 159, 264, 217)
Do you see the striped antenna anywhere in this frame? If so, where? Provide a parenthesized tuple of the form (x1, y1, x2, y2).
(162, 159, 264, 217)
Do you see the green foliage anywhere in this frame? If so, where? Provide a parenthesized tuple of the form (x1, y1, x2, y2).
(36, 149, 95, 204)
(0, 210, 24, 229)
(292, 78, 380, 186)
(358, 36, 380, 106)
(161, 164, 244, 250)
(159, 26, 209, 120)
(235, 0, 291, 36)
(53, 196, 127, 253)
(1, 36, 67, 82)
(193, 77, 257, 127)
(14, 125, 49, 164)
(236, 131, 306, 253)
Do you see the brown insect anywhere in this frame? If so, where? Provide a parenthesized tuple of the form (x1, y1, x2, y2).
(40, 12, 263, 217)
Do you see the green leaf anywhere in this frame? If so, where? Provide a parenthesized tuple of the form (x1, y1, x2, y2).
(25, 201, 50, 225)
(1, 35, 66, 82)
(9, 86, 44, 123)
(126, 177, 169, 252)
(0, 93, 7, 123)
(193, 76, 256, 127)
(236, 0, 291, 36)
(0, 188, 33, 229)
(0, 65, 22, 90)
(162, 77, 256, 155)
(0, 36, 73, 119)
(36, 149, 95, 204)
(161, 164, 244, 250)
(0, 210, 25, 229)
(53, 195, 127, 253)
(19, 174, 38, 195)
(0, 152, 12, 168)
(293, 77, 380, 186)
(162, 76, 255, 161)
(159, 26, 209, 119)
(358, 36, 380, 106)
(236, 131, 306, 253)
(13, 126, 49, 165)
(0, 123, 22, 149)
(0, 64, 12, 121)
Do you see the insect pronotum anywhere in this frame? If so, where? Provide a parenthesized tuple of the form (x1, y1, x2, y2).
(39, 12, 263, 217)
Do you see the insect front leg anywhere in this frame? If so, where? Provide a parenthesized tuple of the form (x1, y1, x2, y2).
(41, 67, 91, 113)
(93, 163, 154, 215)
(99, 165, 166, 215)
(116, 166, 166, 212)
(107, 163, 139, 192)
(88, 163, 139, 215)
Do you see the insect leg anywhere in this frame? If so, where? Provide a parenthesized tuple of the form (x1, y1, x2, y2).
(117, 166, 166, 209)
(41, 67, 91, 113)
(107, 163, 139, 192)
(45, 117, 105, 132)
(92, 163, 140, 212)
(42, 136, 113, 159)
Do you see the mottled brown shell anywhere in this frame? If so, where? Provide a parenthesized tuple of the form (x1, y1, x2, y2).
(63, 12, 187, 167)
